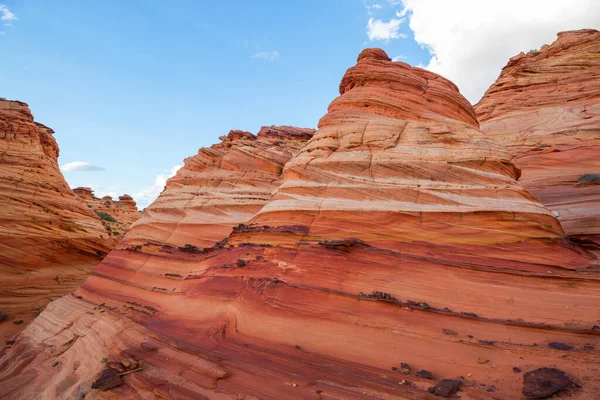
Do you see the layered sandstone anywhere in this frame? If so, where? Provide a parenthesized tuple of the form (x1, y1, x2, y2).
(0, 99, 114, 341)
(122, 125, 314, 250)
(73, 188, 141, 237)
(1, 51, 599, 400)
(476, 29, 600, 245)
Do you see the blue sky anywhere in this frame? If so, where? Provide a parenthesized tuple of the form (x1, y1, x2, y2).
(1, 0, 598, 207)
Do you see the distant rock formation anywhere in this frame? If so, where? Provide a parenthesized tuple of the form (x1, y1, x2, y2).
(73, 187, 141, 237)
(1, 49, 599, 400)
(476, 29, 600, 245)
(0, 98, 114, 341)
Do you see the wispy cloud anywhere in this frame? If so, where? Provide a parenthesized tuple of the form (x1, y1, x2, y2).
(252, 50, 280, 62)
(392, 55, 407, 61)
(367, 17, 406, 41)
(0, 4, 17, 22)
(134, 165, 182, 208)
(61, 161, 106, 172)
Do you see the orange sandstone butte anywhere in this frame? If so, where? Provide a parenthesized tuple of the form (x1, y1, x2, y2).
(476, 29, 600, 246)
(0, 98, 115, 341)
(1, 50, 599, 400)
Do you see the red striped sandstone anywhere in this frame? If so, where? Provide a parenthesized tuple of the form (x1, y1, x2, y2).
(1, 50, 598, 400)
(476, 29, 600, 245)
(0, 98, 114, 341)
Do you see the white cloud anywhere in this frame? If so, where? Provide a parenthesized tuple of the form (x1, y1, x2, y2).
(0, 4, 16, 22)
(0, 31, 4, 36)
(61, 161, 106, 172)
(367, 17, 405, 41)
(134, 165, 182, 208)
(399, 0, 600, 103)
(392, 55, 407, 61)
(252, 50, 280, 61)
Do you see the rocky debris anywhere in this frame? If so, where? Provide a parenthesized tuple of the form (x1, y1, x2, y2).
(429, 379, 461, 397)
(548, 342, 573, 351)
(0, 311, 7, 323)
(400, 363, 410, 374)
(416, 370, 435, 380)
(522, 368, 573, 399)
(359, 291, 396, 301)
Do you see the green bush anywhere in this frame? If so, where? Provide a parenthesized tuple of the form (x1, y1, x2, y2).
(95, 211, 116, 222)
(578, 173, 600, 184)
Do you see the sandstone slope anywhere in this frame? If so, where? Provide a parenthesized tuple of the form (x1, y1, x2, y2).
(1, 51, 599, 400)
(476, 29, 600, 245)
(0, 99, 115, 341)
(73, 187, 141, 237)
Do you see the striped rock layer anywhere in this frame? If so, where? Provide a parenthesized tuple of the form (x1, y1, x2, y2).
(0, 99, 114, 341)
(476, 29, 600, 244)
(1, 50, 599, 400)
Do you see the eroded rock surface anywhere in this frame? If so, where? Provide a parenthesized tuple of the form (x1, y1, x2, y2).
(0, 98, 114, 340)
(476, 29, 600, 246)
(1, 51, 599, 400)
(73, 187, 141, 237)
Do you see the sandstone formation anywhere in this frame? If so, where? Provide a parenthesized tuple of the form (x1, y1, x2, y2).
(1, 50, 599, 400)
(476, 29, 600, 246)
(123, 125, 314, 250)
(0, 98, 115, 341)
(73, 187, 141, 237)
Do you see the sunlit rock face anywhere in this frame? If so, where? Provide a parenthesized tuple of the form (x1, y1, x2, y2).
(476, 29, 600, 245)
(1, 50, 599, 400)
(73, 188, 141, 237)
(0, 98, 114, 341)
(122, 125, 314, 250)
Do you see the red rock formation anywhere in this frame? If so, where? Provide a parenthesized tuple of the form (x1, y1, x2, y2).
(1, 51, 599, 400)
(476, 29, 600, 246)
(0, 98, 114, 341)
(73, 188, 141, 236)
(123, 126, 313, 250)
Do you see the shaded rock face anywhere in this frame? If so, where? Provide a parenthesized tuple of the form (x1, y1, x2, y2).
(476, 29, 600, 245)
(1, 50, 599, 400)
(0, 99, 115, 341)
(73, 188, 141, 236)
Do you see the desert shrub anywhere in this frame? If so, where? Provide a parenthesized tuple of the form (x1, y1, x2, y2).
(95, 211, 116, 222)
(578, 173, 600, 184)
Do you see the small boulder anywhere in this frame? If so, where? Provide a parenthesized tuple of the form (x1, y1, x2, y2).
(416, 370, 435, 379)
(522, 368, 572, 399)
(548, 342, 573, 351)
(431, 379, 461, 397)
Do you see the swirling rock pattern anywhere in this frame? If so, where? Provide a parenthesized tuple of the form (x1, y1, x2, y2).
(73, 188, 141, 237)
(1, 50, 599, 400)
(122, 126, 314, 250)
(476, 29, 600, 245)
(0, 99, 114, 341)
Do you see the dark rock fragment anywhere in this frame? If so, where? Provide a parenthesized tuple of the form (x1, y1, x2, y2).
(548, 342, 573, 351)
(400, 363, 410, 374)
(522, 368, 572, 399)
(431, 379, 461, 397)
(416, 370, 435, 379)
(91, 369, 123, 391)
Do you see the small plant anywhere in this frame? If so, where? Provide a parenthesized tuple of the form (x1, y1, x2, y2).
(578, 173, 600, 184)
(101, 357, 108, 364)
(87, 204, 93, 208)
(95, 211, 116, 222)
(269, 124, 276, 128)
(113, 231, 119, 236)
